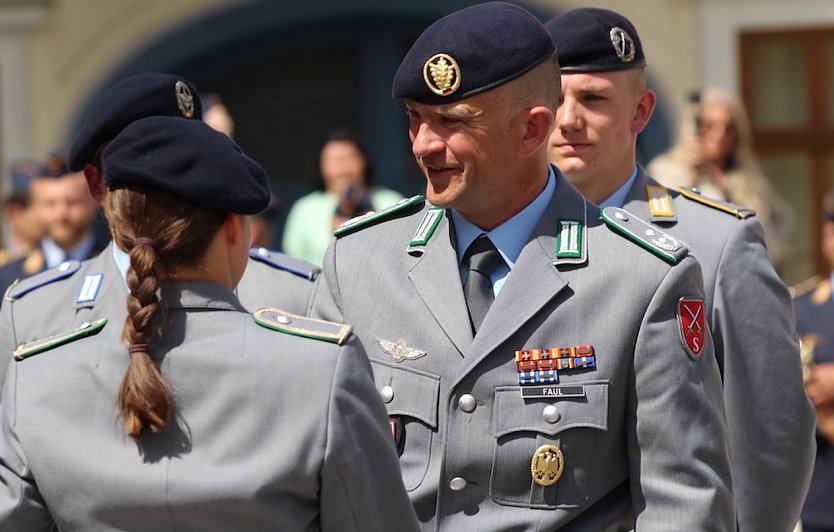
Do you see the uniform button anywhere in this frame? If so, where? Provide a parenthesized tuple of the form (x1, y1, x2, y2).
(58, 261, 71, 272)
(449, 477, 467, 491)
(79, 322, 91, 329)
(614, 211, 628, 221)
(380, 385, 394, 403)
(458, 394, 476, 413)
(276, 315, 292, 324)
(257, 247, 269, 257)
(543, 405, 560, 424)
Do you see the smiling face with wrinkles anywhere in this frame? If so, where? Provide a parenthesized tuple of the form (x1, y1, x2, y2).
(406, 85, 553, 230)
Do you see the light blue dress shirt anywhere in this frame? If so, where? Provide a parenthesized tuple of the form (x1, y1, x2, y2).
(41, 233, 95, 269)
(112, 243, 130, 284)
(452, 166, 556, 296)
(597, 165, 638, 209)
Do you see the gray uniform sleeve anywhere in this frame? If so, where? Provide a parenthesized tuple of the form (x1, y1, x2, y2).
(309, 239, 344, 323)
(0, 301, 17, 392)
(714, 219, 815, 531)
(319, 338, 420, 532)
(628, 255, 734, 531)
(0, 362, 54, 531)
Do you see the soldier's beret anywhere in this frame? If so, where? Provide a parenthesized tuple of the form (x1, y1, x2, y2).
(6, 160, 45, 204)
(102, 116, 269, 215)
(36, 152, 71, 178)
(545, 8, 646, 72)
(392, 2, 554, 104)
(68, 73, 202, 171)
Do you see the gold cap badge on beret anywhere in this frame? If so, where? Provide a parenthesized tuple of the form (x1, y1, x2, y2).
(174, 80, 195, 118)
(531, 444, 565, 487)
(423, 53, 461, 96)
(609, 27, 636, 63)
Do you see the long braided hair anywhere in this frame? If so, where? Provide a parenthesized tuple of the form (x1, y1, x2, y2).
(104, 187, 226, 439)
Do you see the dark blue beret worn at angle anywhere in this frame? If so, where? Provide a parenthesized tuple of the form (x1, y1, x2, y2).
(67, 72, 203, 172)
(101, 116, 270, 215)
(544, 7, 646, 72)
(7, 160, 46, 201)
(391, 1, 555, 104)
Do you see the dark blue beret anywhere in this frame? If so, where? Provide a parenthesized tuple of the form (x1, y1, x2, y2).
(102, 116, 270, 215)
(545, 8, 646, 72)
(392, 2, 554, 104)
(6, 160, 45, 203)
(68, 73, 203, 172)
(38, 152, 71, 178)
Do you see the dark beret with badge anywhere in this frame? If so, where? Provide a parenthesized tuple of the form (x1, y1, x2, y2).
(545, 7, 646, 72)
(102, 116, 270, 215)
(68, 72, 202, 172)
(392, 1, 555, 104)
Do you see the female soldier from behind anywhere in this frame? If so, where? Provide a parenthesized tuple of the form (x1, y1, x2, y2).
(0, 117, 418, 531)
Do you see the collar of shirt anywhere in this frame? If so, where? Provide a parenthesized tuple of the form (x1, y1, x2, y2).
(451, 166, 556, 296)
(112, 243, 130, 286)
(41, 232, 95, 269)
(597, 165, 639, 209)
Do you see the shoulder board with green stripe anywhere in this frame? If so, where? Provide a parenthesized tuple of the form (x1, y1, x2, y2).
(678, 187, 756, 219)
(5, 260, 81, 302)
(253, 308, 352, 345)
(334, 195, 425, 238)
(14, 318, 108, 361)
(601, 207, 689, 265)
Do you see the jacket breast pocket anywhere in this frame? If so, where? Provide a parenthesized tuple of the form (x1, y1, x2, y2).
(491, 380, 609, 509)
(371, 359, 440, 492)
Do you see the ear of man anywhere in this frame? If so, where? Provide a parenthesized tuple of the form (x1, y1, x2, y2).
(521, 106, 556, 157)
(83, 163, 107, 204)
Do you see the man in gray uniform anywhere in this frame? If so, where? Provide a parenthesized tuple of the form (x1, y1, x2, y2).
(311, 3, 733, 530)
(0, 73, 319, 389)
(545, 8, 815, 531)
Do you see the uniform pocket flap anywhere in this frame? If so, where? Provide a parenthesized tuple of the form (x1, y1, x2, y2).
(371, 359, 441, 429)
(493, 380, 609, 438)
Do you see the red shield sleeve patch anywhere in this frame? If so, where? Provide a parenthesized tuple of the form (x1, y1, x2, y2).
(677, 298, 705, 359)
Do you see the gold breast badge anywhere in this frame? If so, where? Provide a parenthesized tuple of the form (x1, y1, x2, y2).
(531, 444, 565, 487)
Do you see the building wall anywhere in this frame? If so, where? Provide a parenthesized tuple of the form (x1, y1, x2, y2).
(6, 0, 700, 159)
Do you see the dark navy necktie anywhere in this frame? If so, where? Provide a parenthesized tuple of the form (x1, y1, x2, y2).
(462, 235, 503, 334)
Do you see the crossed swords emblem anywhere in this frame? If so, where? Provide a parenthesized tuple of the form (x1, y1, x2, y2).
(683, 303, 703, 336)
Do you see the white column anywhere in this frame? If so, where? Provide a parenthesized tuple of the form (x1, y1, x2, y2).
(0, 4, 46, 193)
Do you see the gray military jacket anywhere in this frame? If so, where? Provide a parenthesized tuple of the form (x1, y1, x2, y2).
(0, 243, 319, 390)
(623, 167, 815, 532)
(0, 281, 418, 531)
(311, 172, 734, 531)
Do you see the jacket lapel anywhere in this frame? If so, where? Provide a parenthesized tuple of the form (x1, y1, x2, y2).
(408, 212, 473, 355)
(453, 177, 586, 386)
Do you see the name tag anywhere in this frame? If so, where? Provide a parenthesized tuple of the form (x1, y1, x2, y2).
(521, 385, 585, 399)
